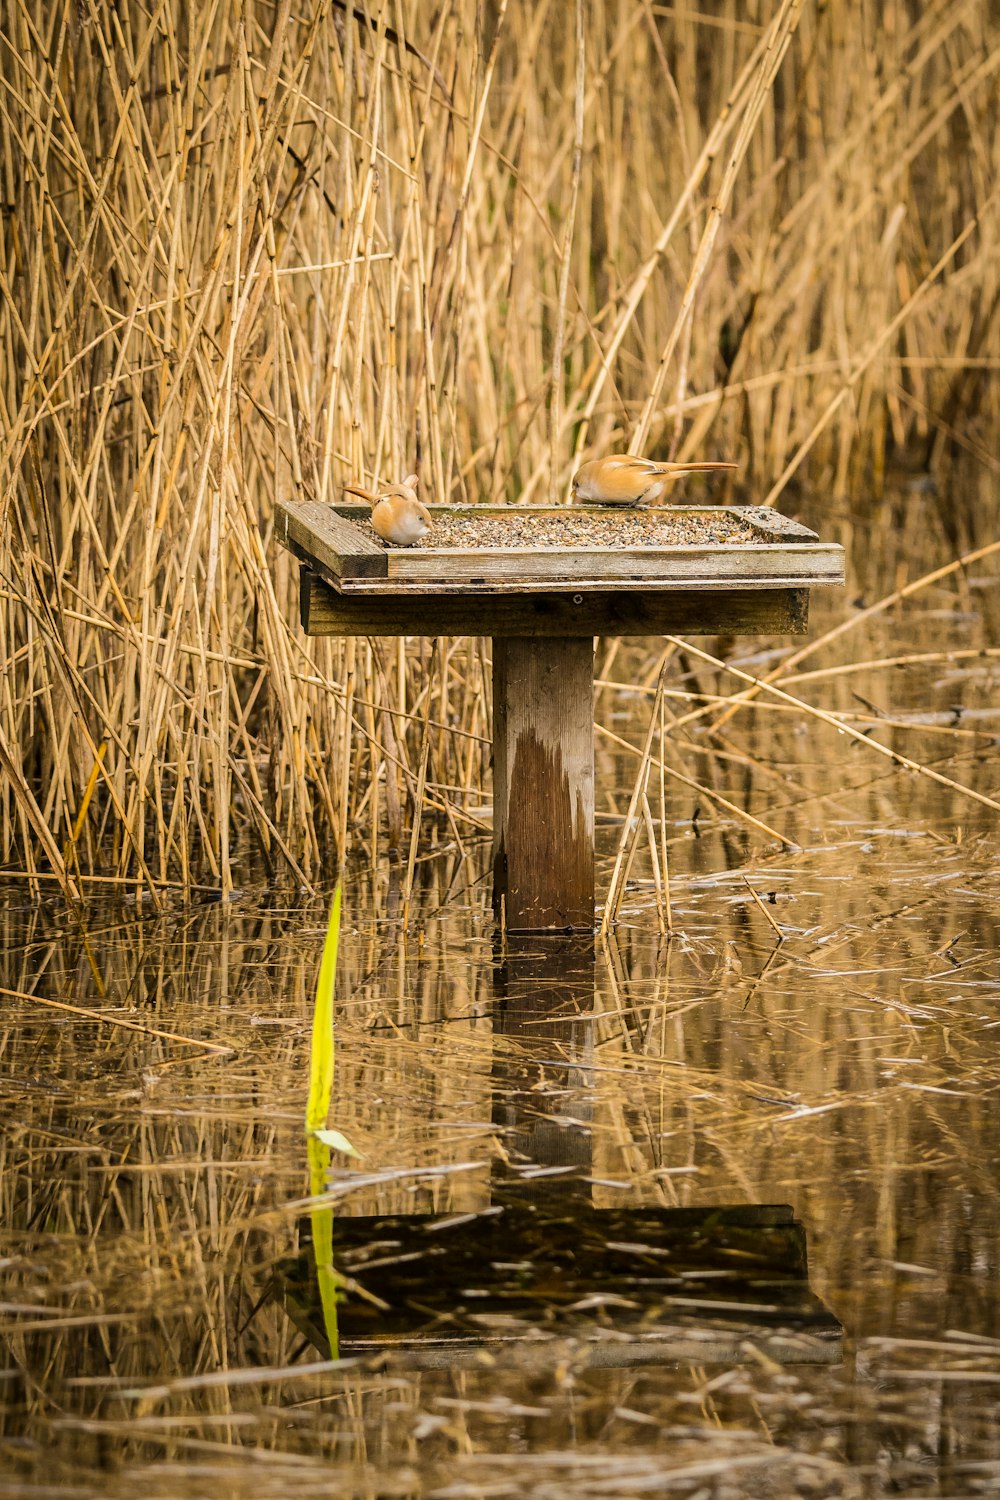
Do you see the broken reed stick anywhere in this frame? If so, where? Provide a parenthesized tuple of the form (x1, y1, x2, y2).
(658, 690, 672, 935)
(667, 637, 1000, 817)
(0, 986, 234, 1055)
(643, 793, 669, 937)
(783, 648, 1000, 686)
(601, 667, 668, 933)
(595, 680, 997, 740)
(699, 535, 1000, 735)
(597, 722, 793, 851)
(742, 876, 785, 943)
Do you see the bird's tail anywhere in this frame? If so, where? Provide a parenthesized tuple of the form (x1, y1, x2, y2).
(655, 461, 738, 474)
(343, 482, 378, 505)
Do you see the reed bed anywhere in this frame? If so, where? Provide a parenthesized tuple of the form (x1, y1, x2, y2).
(2, 1, 999, 893)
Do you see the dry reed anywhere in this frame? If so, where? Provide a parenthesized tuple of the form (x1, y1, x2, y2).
(1, 1, 999, 893)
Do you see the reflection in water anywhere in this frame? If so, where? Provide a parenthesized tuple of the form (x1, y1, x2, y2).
(282, 1204, 840, 1369)
(279, 936, 841, 1368)
(2, 514, 1000, 1493)
(491, 934, 596, 1208)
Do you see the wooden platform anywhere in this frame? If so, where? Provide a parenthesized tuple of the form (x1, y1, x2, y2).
(278, 500, 843, 593)
(298, 567, 811, 637)
(277, 497, 844, 930)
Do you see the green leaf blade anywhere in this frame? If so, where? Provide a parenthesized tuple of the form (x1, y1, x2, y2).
(306, 882, 341, 1135)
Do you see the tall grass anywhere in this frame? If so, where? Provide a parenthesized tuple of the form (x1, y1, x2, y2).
(1, 0, 998, 891)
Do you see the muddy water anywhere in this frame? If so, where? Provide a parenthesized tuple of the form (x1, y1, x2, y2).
(3, 504, 1000, 1498)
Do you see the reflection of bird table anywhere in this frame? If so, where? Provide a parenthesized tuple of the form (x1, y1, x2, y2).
(277, 501, 845, 931)
(277, 936, 843, 1369)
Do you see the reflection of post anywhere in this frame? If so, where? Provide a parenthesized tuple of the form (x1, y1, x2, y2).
(492, 934, 596, 1207)
(492, 637, 594, 932)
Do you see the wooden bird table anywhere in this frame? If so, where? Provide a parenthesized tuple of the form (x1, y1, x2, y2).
(277, 501, 844, 931)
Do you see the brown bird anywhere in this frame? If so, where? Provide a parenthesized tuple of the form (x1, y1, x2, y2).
(571, 454, 737, 506)
(343, 474, 433, 546)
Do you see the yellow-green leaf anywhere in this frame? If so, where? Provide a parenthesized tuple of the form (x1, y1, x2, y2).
(312, 1127, 363, 1158)
(306, 883, 341, 1134)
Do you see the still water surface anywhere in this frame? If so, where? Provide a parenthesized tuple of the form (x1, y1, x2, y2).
(3, 511, 1000, 1498)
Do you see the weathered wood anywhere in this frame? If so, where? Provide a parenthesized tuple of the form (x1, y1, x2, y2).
(740, 507, 820, 541)
(277, 499, 386, 581)
(281, 501, 845, 589)
(493, 637, 594, 931)
(300, 566, 810, 636)
(337, 574, 828, 594)
(384, 541, 842, 584)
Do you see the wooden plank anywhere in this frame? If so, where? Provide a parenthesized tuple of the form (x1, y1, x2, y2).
(277, 499, 386, 581)
(300, 567, 810, 637)
(336, 573, 834, 594)
(382, 541, 843, 584)
(493, 637, 594, 932)
(739, 506, 820, 541)
(282, 501, 844, 590)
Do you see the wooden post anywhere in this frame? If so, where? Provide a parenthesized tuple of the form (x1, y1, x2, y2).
(493, 636, 594, 931)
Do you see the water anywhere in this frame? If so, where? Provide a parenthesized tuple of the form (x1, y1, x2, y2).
(3, 507, 1000, 1497)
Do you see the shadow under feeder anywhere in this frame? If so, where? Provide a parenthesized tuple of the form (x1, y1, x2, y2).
(278, 500, 845, 931)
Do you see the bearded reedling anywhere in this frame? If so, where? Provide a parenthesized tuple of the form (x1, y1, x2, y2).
(571, 454, 737, 506)
(343, 474, 433, 546)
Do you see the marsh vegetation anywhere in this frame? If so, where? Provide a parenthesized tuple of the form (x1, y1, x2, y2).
(2, 0, 998, 887)
(2, 1, 1000, 1494)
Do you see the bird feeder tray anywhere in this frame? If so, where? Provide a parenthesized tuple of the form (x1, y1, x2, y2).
(278, 500, 843, 591)
(276, 498, 844, 931)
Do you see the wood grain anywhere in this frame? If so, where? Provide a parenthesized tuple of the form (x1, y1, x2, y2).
(335, 574, 832, 595)
(739, 507, 820, 541)
(281, 500, 844, 588)
(277, 499, 386, 580)
(383, 542, 842, 584)
(493, 637, 595, 931)
(299, 568, 810, 637)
